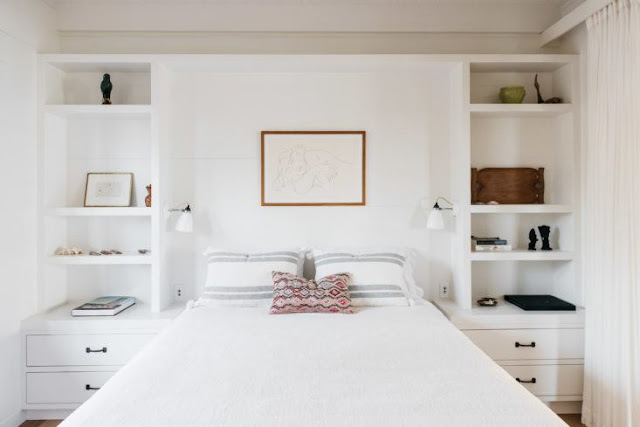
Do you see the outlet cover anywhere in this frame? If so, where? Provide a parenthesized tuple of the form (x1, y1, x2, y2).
(439, 282, 449, 299)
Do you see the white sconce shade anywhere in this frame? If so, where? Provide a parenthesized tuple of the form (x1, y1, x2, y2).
(425, 197, 454, 230)
(426, 208, 445, 230)
(169, 204, 193, 233)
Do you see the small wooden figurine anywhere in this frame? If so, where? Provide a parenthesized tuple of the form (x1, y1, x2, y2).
(145, 185, 152, 208)
(101, 73, 112, 105)
(534, 74, 562, 104)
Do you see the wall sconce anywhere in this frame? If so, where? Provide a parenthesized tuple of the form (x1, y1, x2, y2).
(426, 197, 455, 230)
(167, 204, 193, 233)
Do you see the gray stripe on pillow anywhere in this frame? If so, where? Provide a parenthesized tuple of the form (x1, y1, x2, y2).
(202, 293, 273, 300)
(314, 252, 405, 262)
(207, 251, 298, 258)
(205, 286, 273, 293)
(349, 284, 403, 291)
(315, 257, 404, 267)
(350, 292, 406, 298)
(207, 256, 298, 264)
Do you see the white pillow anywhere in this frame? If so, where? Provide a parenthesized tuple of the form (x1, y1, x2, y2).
(199, 248, 305, 307)
(312, 248, 422, 307)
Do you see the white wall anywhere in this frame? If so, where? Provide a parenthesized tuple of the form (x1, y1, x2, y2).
(0, 2, 57, 426)
(164, 60, 458, 300)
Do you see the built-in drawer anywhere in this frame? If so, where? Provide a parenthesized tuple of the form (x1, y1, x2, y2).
(26, 333, 154, 367)
(463, 329, 584, 360)
(26, 371, 116, 404)
(502, 364, 584, 397)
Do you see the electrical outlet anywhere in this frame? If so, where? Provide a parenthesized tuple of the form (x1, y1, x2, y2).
(175, 284, 184, 300)
(439, 282, 449, 299)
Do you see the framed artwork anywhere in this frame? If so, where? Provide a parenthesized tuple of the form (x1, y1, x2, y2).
(261, 131, 366, 206)
(84, 172, 133, 207)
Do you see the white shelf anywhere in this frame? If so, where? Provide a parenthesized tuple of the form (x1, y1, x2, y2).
(49, 254, 152, 265)
(43, 104, 152, 118)
(469, 204, 573, 214)
(469, 103, 574, 118)
(470, 250, 574, 262)
(21, 302, 185, 333)
(433, 298, 585, 329)
(48, 207, 152, 217)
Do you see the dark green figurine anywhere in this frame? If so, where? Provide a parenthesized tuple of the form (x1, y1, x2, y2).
(101, 73, 112, 105)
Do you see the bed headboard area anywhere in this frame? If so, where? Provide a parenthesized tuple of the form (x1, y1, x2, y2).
(164, 57, 460, 301)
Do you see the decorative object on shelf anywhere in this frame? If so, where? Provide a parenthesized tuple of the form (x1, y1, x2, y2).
(471, 167, 544, 204)
(138, 249, 150, 254)
(101, 249, 123, 255)
(538, 225, 552, 251)
(471, 236, 512, 252)
(89, 251, 101, 256)
(100, 73, 112, 105)
(84, 172, 133, 207)
(426, 197, 456, 230)
(498, 86, 526, 104)
(261, 131, 366, 206)
(54, 247, 84, 256)
(504, 294, 575, 311)
(528, 228, 538, 250)
(145, 185, 152, 207)
(477, 297, 498, 307)
(534, 74, 562, 104)
(167, 203, 193, 233)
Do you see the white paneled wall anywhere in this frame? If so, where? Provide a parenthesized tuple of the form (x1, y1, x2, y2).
(165, 66, 458, 299)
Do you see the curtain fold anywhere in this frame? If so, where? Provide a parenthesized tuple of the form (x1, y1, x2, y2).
(584, 1, 640, 426)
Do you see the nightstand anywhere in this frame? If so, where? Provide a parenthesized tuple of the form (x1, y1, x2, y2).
(21, 302, 184, 420)
(433, 298, 585, 414)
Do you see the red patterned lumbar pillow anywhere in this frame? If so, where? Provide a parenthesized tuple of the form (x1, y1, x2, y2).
(269, 271, 354, 314)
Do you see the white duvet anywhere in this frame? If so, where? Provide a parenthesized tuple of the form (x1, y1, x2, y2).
(62, 302, 566, 427)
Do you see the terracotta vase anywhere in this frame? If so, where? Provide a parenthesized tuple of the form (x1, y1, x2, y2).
(145, 185, 152, 207)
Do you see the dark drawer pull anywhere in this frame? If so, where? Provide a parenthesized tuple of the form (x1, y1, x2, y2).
(85, 384, 101, 391)
(86, 347, 107, 353)
(516, 377, 537, 384)
(515, 342, 536, 348)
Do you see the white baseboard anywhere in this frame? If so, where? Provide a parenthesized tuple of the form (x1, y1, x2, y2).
(24, 409, 72, 421)
(547, 400, 583, 414)
(0, 410, 25, 427)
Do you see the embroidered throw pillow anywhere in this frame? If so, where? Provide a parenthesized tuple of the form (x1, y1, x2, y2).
(269, 271, 354, 314)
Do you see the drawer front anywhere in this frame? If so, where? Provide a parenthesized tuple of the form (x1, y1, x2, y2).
(502, 364, 584, 397)
(464, 329, 584, 360)
(26, 371, 115, 404)
(27, 334, 154, 367)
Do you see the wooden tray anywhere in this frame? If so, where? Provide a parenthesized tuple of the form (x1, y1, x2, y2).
(471, 167, 544, 204)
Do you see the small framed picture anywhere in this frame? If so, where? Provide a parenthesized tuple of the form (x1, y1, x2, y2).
(84, 173, 133, 207)
(261, 131, 366, 206)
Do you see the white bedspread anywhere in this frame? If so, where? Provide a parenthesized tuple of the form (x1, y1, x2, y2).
(62, 303, 566, 427)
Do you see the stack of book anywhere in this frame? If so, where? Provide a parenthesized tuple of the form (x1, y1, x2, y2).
(71, 296, 136, 317)
(472, 236, 512, 252)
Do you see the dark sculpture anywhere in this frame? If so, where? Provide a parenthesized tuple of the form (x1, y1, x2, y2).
(534, 74, 562, 104)
(538, 225, 552, 251)
(101, 74, 112, 105)
(528, 228, 538, 251)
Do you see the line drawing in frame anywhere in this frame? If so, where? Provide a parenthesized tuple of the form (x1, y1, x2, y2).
(261, 131, 366, 206)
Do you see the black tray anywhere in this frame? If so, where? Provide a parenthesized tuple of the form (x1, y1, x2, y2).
(504, 295, 576, 311)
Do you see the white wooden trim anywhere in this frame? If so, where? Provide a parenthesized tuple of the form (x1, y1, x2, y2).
(540, 0, 613, 46)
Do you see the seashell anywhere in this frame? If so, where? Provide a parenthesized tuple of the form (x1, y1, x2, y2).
(111, 249, 123, 255)
(100, 250, 113, 255)
(138, 249, 149, 254)
(89, 251, 102, 256)
(55, 247, 68, 256)
(71, 247, 84, 255)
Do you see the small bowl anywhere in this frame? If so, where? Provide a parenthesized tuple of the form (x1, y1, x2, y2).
(477, 297, 498, 307)
(499, 86, 526, 104)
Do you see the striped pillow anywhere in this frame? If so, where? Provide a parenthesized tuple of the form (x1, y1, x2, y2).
(312, 249, 412, 306)
(200, 249, 303, 307)
(269, 271, 354, 314)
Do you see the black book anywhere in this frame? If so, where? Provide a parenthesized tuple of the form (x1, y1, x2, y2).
(504, 295, 576, 311)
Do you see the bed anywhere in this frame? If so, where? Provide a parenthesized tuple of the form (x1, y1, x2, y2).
(61, 301, 566, 426)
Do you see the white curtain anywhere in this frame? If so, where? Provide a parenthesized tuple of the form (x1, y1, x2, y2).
(584, 1, 640, 426)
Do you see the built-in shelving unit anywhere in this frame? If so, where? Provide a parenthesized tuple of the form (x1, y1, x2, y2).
(469, 250, 574, 262)
(37, 55, 170, 314)
(469, 103, 574, 117)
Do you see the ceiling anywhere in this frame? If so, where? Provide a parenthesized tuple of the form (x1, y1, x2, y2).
(46, 0, 583, 34)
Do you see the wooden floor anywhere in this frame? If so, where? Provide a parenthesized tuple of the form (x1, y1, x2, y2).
(19, 415, 585, 427)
